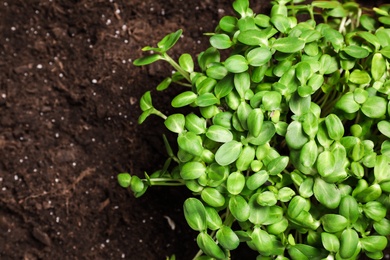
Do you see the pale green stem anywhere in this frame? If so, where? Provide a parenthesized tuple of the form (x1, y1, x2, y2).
(147, 178, 185, 186)
(162, 53, 192, 83)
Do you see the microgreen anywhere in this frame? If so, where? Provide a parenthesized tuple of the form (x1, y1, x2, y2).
(119, 0, 390, 259)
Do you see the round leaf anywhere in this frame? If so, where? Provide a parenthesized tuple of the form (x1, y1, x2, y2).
(246, 47, 272, 66)
(201, 187, 225, 207)
(273, 37, 305, 53)
(313, 178, 341, 209)
(164, 114, 185, 134)
(361, 96, 387, 118)
(227, 171, 246, 195)
(171, 91, 197, 108)
(215, 140, 242, 166)
(197, 232, 225, 259)
(216, 226, 240, 250)
(224, 54, 248, 73)
(180, 162, 206, 180)
(183, 198, 207, 231)
(206, 125, 233, 143)
(210, 34, 232, 49)
(229, 195, 250, 222)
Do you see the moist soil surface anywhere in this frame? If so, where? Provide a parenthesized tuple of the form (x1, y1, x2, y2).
(0, 0, 387, 260)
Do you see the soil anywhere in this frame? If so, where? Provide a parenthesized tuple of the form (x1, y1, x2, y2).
(0, 0, 387, 260)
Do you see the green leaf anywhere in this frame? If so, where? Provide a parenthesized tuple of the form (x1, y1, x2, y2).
(273, 37, 305, 53)
(321, 233, 340, 253)
(247, 121, 276, 145)
(177, 132, 203, 157)
(363, 201, 387, 222)
(235, 145, 256, 171)
(117, 173, 131, 188)
(287, 196, 310, 219)
(343, 45, 370, 59)
(379, 16, 390, 25)
(179, 53, 194, 73)
(373, 218, 390, 236)
(210, 34, 232, 49)
(157, 29, 182, 52)
(198, 47, 221, 71)
(262, 91, 282, 111)
(321, 214, 348, 233)
(251, 227, 274, 255)
(229, 195, 250, 222)
(204, 207, 221, 231)
(219, 16, 237, 33)
(234, 72, 251, 98)
(289, 93, 311, 116)
(171, 91, 197, 108)
(138, 109, 153, 124)
(246, 170, 269, 190)
(323, 27, 344, 50)
(201, 187, 225, 207)
(246, 47, 272, 66)
(257, 191, 277, 206)
(371, 53, 386, 81)
(319, 54, 338, 74)
(133, 54, 162, 66)
(349, 69, 371, 85)
(288, 244, 324, 260)
(278, 187, 296, 202)
(296, 61, 312, 85)
(312, 1, 341, 8)
(156, 77, 172, 91)
(216, 226, 240, 250)
(233, 0, 250, 17)
(361, 96, 387, 118)
(268, 218, 289, 235)
(140, 91, 153, 111)
(271, 14, 291, 33)
(224, 54, 248, 73)
(380, 45, 390, 58)
(335, 92, 360, 113)
(185, 113, 207, 134)
(360, 236, 388, 253)
(247, 108, 264, 137)
(325, 114, 344, 141)
(267, 156, 289, 175)
(206, 125, 233, 143)
(300, 140, 318, 168)
(214, 74, 234, 99)
(339, 195, 359, 224)
(286, 121, 309, 150)
(164, 114, 185, 134)
(374, 155, 390, 183)
(378, 121, 390, 138)
(206, 63, 228, 80)
(316, 151, 335, 178)
(196, 93, 219, 107)
(180, 162, 206, 180)
(215, 141, 242, 166)
(130, 175, 145, 193)
(226, 172, 245, 195)
(360, 15, 377, 32)
(354, 183, 382, 203)
(197, 232, 225, 259)
(339, 228, 360, 259)
(313, 178, 341, 209)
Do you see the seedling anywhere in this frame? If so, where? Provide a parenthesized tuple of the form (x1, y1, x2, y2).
(119, 0, 390, 259)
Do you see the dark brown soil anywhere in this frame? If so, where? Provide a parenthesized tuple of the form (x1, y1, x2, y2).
(0, 0, 387, 260)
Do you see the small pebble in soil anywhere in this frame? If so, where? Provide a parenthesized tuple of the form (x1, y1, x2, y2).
(92, 79, 97, 84)
(37, 64, 43, 69)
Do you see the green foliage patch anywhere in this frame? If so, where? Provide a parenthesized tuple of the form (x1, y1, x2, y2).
(119, 0, 390, 259)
